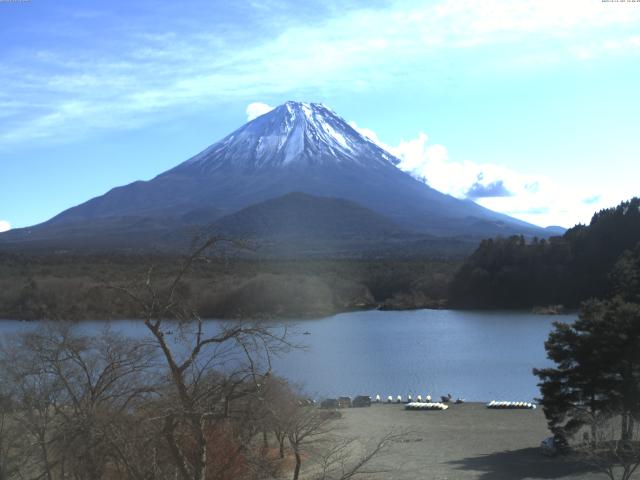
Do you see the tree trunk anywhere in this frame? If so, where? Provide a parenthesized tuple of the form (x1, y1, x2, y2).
(163, 417, 191, 480)
(194, 416, 208, 480)
(153, 446, 159, 478)
(626, 416, 634, 443)
(39, 430, 54, 480)
(84, 424, 103, 480)
(621, 411, 633, 443)
(292, 449, 302, 480)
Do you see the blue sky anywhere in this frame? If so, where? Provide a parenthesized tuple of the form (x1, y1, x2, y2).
(1, 0, 639, 231)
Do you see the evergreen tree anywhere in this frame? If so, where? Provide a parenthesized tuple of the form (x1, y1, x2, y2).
(534, 298, 640, 442)
(451, 197, 640, 309)
(610, 243, 640, 303)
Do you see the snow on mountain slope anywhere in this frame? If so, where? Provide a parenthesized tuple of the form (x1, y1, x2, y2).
(177, 101, 398, 172)
(1, 101, 549, 250)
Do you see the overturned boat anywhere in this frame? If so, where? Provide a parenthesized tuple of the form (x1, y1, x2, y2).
(486, 400, 536, 409)
(405, 402, 449, 411)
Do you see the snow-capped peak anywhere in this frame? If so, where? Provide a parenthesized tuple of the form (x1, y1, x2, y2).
(181, 101, 400, 172)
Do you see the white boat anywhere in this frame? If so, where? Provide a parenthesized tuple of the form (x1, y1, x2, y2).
(405, 402, 449, 411)
(486, 400, 536, 409)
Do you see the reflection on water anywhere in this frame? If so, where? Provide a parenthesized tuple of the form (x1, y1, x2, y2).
(0, 309, 575, 401)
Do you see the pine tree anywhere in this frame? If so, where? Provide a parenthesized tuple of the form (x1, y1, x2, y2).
(534, 298, 640, 442)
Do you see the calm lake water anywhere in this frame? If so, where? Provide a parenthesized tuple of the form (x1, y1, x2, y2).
(0, 309, 576, 402)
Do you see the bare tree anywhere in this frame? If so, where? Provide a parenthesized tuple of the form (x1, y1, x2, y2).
(0, 236, 395, 480)
(111, 236, 293, 480)
(285, 402, 400, 480)
(256, 376, 297, 459)
(576, 411, 640, 480)
(286, 405, 336, 480)
(313, 432, 399, 480)
(0, 322, 159, 480)
(0, 392, 22, 480)
(0, 343, 60, 480)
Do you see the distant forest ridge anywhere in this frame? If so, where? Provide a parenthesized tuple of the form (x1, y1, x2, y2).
(450, 197, 640, 309)
(0, 254, 456, 320)
(1, 198, 639, 320)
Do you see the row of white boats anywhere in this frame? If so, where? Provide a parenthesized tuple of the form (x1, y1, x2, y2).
(375, 394, 435, 403)
(403, 400, 537, 411)
(405, 402, 449, 411)
(370, 395, 537, 411)
(486, 401, 536, 409)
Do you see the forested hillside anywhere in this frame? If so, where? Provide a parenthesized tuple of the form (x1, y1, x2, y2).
(0, 254, 456, 320)
(450, 198, 640, 309)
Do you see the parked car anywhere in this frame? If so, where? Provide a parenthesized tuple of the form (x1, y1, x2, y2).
(337, 396, 352, 408)
(540, 435, 570, 456)
(352, 395, 372, 407)
(540, 437, 555, 456)
(320, 398, 338, 409)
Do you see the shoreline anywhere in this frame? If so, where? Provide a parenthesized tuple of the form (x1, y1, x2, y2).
(0, 305, 579, 322)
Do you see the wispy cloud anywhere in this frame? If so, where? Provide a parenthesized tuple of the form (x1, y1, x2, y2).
(2, 0, 639, 148)
(583, 195, 601, 205)
(246, 102, 274, 121)
(0, 220, 11, 233)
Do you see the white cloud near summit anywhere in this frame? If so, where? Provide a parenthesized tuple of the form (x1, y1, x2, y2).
(246, 102, 275, 122)
(0, 220, 11, 233)
(240, 104, 632, 228)
(349, 122, 624, 228)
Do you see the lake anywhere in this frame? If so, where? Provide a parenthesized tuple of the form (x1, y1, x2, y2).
(0, 309, 575, 402)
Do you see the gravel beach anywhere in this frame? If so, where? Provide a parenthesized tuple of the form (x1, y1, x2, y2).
(326, 403, 608, 480)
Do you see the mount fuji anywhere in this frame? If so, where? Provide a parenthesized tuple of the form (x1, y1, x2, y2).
(1, 101, 548, 254)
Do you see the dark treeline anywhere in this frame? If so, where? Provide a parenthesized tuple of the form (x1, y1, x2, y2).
(450, 198, 640, 309)
(0, 254, 457, 320)
(4, 198, 640, 317)
(532, 225, 640, 479)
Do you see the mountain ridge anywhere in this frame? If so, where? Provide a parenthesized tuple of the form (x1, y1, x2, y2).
(0, 101, 550, 254)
